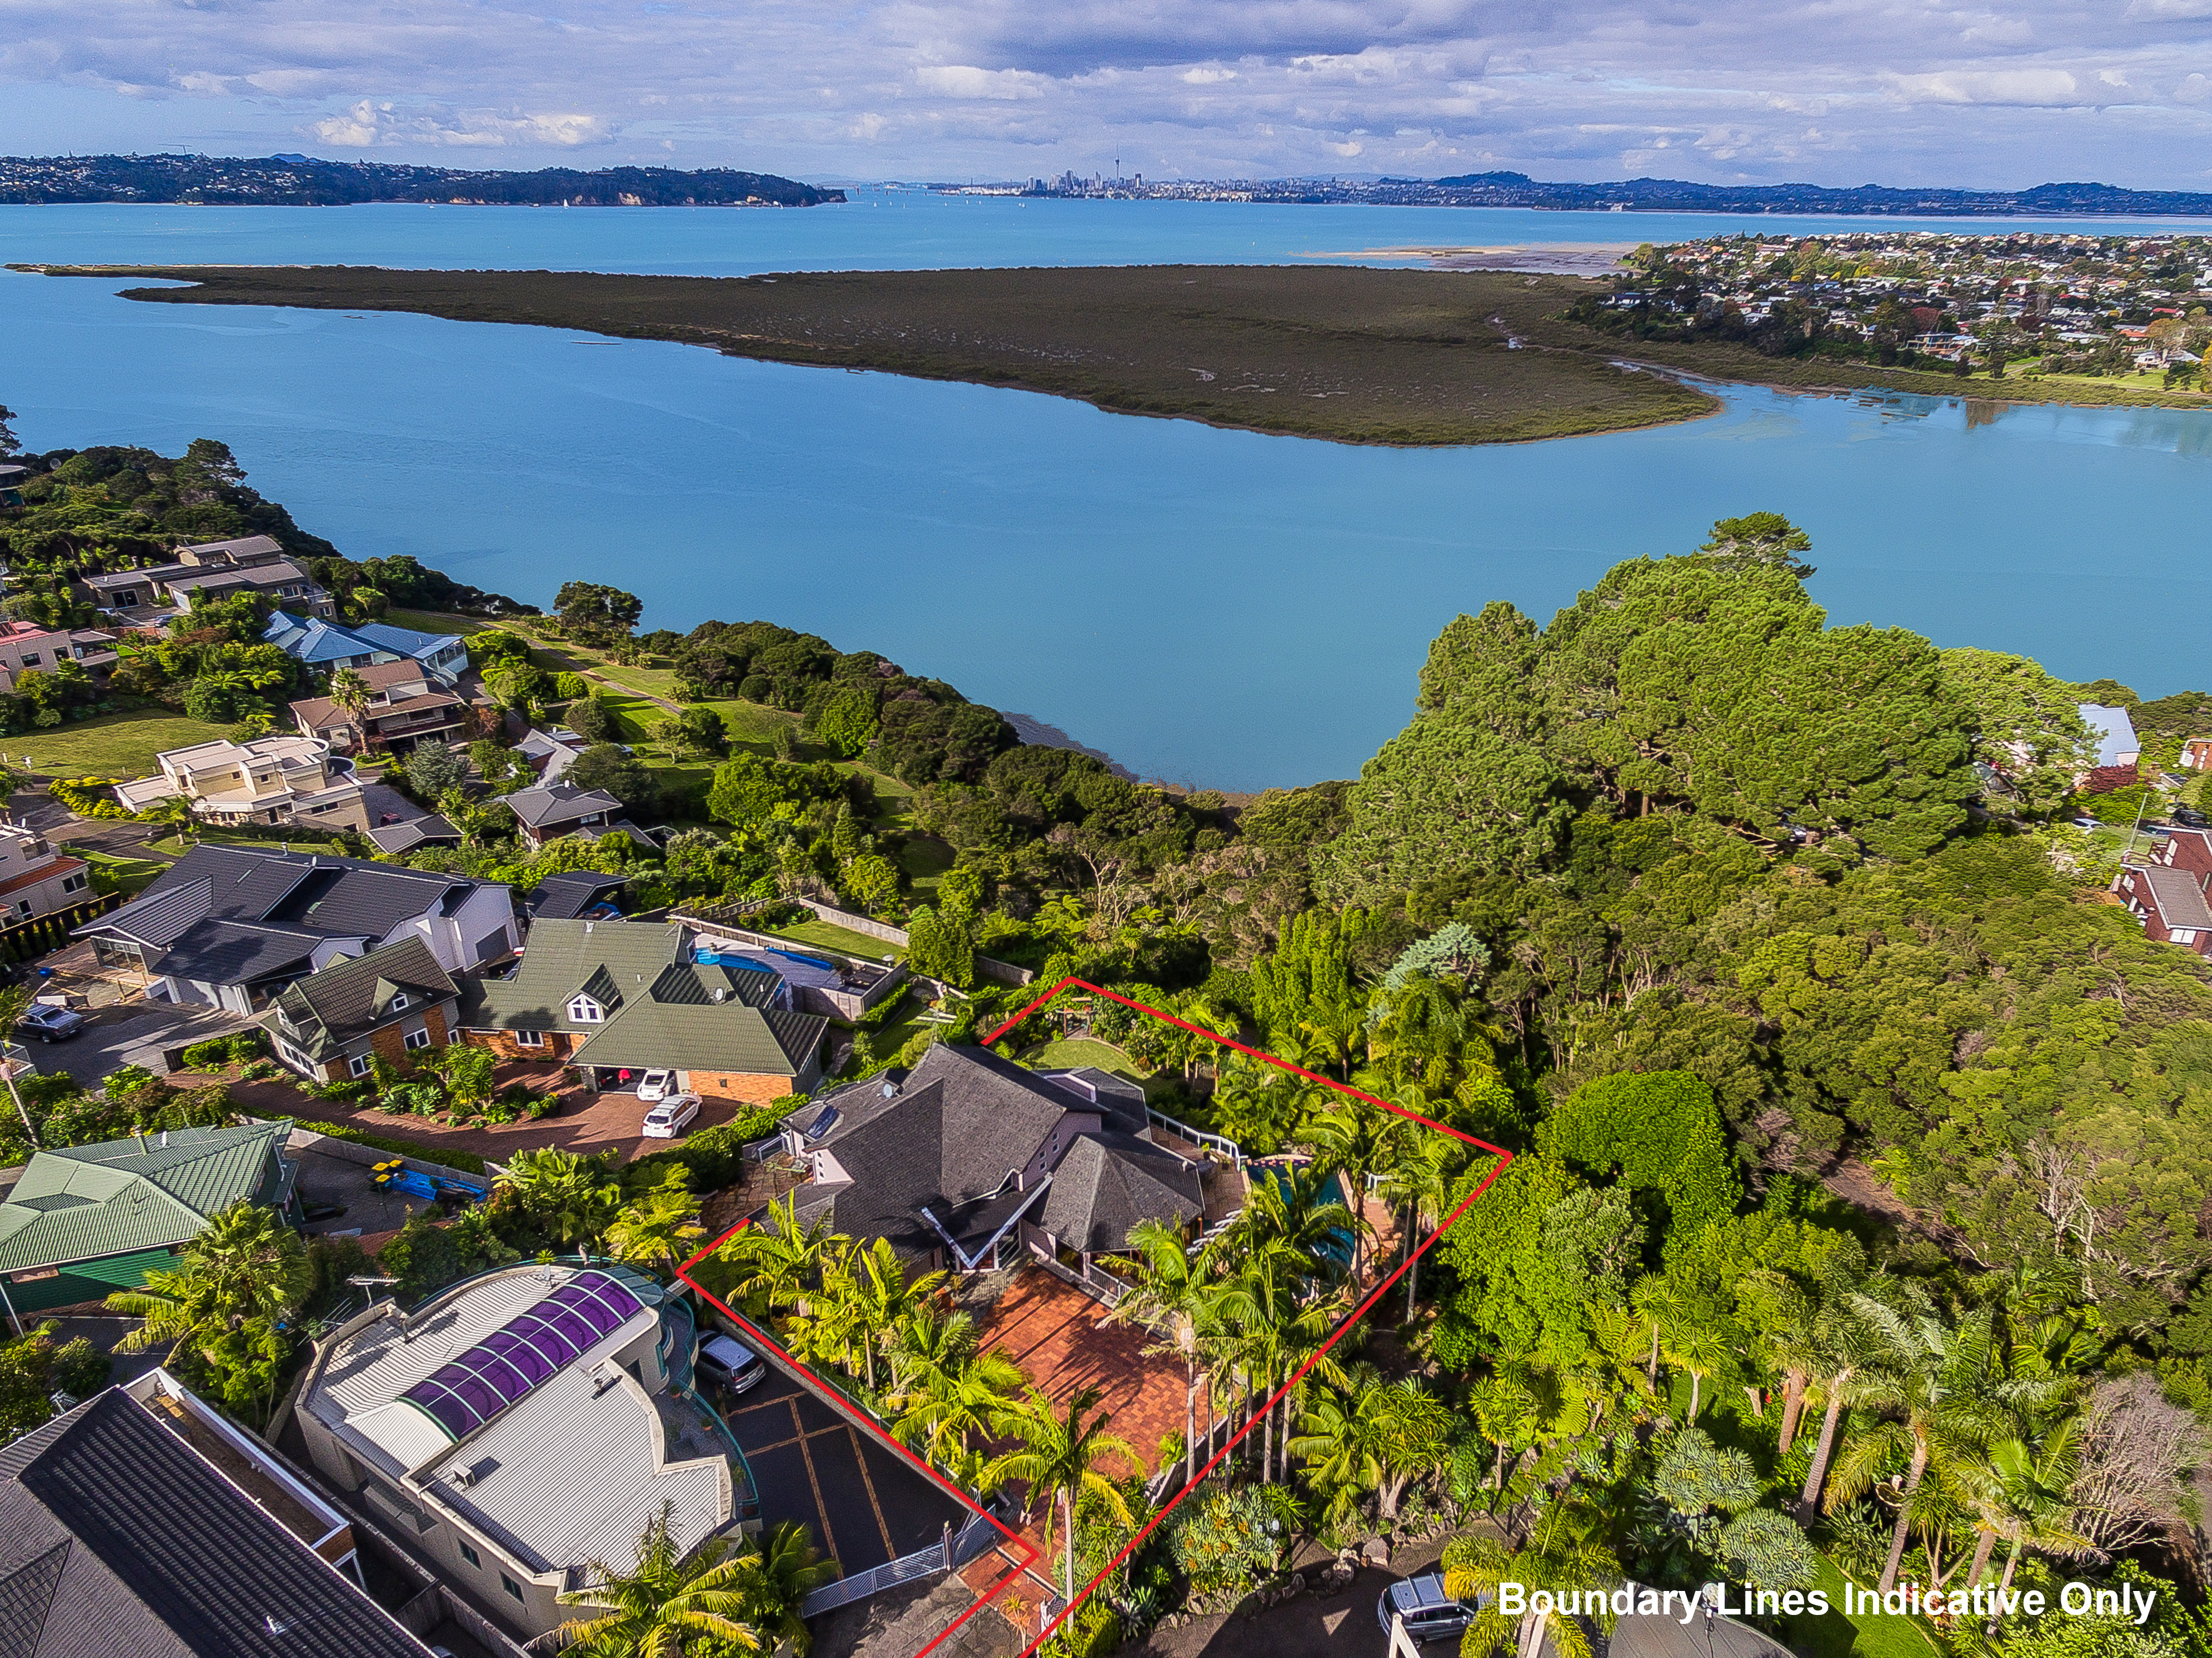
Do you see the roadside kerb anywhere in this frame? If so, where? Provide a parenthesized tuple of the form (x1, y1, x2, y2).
(678, 975, 1511, 1658)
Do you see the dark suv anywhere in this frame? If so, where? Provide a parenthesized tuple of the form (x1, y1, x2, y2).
(1377, 1574, 1481, 1644)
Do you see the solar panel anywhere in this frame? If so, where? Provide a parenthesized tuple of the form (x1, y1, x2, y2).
(400, 1270, 645, 1441)
(803, 1105, 840, 1141)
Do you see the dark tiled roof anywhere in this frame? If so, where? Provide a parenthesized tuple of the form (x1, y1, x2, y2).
(80, 846, 485, 989)
(150, 919, 323, 988)
(270, 938, 459, 1062)
(503, 780, 622, 830)
(364, 815, 460, 856)
(1037, 1133, 1203, 1254)
(525, 871, 627, 921)
(801, 1046, 1077, 1261)
(0, 1390, 426, 1658)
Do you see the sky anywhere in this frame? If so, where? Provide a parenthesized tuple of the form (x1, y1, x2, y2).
(3, 0, 2212, 187)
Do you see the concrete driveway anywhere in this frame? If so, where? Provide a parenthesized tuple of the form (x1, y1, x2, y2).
(22, 998, 255, 1087)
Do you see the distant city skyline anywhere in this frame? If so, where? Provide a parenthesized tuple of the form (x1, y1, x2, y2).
(2, 0, 2210, 189)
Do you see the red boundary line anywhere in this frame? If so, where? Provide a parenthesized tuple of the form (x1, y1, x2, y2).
(676, 976, 1512, 1658)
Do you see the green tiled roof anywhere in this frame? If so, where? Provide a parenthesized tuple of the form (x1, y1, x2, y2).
(0, 1123, 288, 1273)
(461, 919, 823, 1077)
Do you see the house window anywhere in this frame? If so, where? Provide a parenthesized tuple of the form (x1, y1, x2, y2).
(568, 997, 603, 1023)
(349, 1054, 373, 1078)
(2175, 928, 2198, 945)
(17, 654, 36, 668)
(501, 1574, 524, 1602)
(515, 1030, 545, 1047)
(404, 1028, 431, 1051)
(14, 901, 30, 919)
(390, 993, 409, 1011)
(62, 873, 87, 894)
(459, 1540, 480, 1569)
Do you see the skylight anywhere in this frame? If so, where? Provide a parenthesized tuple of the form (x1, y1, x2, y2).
(398, 1270, 645, 1441)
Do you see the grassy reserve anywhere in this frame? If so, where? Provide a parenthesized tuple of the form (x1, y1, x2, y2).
(5, 709, 232, 777)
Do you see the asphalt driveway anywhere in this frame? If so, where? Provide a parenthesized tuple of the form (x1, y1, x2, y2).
(711, 1347, 967, 1576)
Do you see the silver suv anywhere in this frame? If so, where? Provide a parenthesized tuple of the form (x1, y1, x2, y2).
(1377, 1574, 1479, 1644)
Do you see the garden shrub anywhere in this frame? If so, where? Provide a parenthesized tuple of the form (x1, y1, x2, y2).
(49, 777, 128, 819)
(1167, 1484, 1289, 1598)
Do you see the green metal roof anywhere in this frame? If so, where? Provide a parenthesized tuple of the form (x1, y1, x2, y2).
(0, 1123, 289, 1273)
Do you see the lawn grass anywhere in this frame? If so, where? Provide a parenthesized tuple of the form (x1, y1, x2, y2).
(148, 828, 350, 855)
(899, 833, 954, 903)
(1779, 1552, 1943, 1658)
(384, 609, 478, 637)
(71, 847, 169, 896)
(762, 917, 904, 962)
(12, 710, 225, 778)
(1027, 1037, 1140, 1078)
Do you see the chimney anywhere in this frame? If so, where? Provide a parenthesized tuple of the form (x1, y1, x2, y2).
(135, 1132, 150, 1154)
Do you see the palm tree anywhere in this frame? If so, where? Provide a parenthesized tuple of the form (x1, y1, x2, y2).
(1796, 1289, 1878, 1523)
(1376, 1127, 1455, 1322)
(1108, 1217, 1230, 1487)
(109, 1200, 311, 1356)
(984, 1386, 1141, 1605)
(1467, 1371, 1543, 1493)
(1233, 1160, 1355, 1281)
(554, 1502, 762, 1655)
(606, 1173, 705, 1279)
(1660, 1314, 1733, 1423)
(499, 1147, 622, 1252)
(886, 1307, 1028, 1465)
(1827, 1292, 2028, 1595)
(1739, 1270, 1823, 1452)
(1443, 1499, 1623, 1658)
(717, 1194, 834, 1317)
(735, 1519, 840, 1656)
(327, 667, 372, 750)
(836, 1238, 944, 1392)
(1288, 1363, 1452, 1527)
(1305, 1098, 1405, 1279)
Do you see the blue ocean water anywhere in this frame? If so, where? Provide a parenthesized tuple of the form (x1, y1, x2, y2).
(4, 193, 2210, 789)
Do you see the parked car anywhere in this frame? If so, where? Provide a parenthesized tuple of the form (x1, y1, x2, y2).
(2176, 806, 2208, 828)
(1379, 1575, 1480, 1645)
(2071, 814, 2104, 830)
(697, 1332, 765, 1394)
(642, 1094, 702, 1138)
(635, 1069, 676, 1101)
(16, 1004, 87, 1044)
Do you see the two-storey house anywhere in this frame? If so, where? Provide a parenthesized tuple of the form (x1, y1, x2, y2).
(112, 733, 369, 831)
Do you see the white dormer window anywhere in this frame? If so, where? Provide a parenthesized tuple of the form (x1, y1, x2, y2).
(390, 993, 409, 1011)
(569, 997, 604, 1023)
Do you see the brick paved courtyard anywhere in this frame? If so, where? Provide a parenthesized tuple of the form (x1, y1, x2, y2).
(974, 1266, 1215, 1481)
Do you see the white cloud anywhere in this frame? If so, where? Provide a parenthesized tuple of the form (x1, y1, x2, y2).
(307, 100, 612, 148)
(914, 64, 1049, 99)
(0, 0, 2210, 184)
(1886, 68, 2085, 106)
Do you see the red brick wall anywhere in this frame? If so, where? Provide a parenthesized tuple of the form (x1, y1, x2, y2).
(678, 1070, 796, 1104)
(2083, 762, 2141, 795)
(462, 1029, 578, 1061)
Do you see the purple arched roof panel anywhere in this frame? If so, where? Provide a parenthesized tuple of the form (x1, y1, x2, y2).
(399, 1271, 647, 1440)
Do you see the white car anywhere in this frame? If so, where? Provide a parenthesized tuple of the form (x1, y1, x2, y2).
(641, 1094, 702, 1138)
(635, 1069, 676, 1101)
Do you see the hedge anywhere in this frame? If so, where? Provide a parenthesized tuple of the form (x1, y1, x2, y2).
(297, 1120, 489, 1176)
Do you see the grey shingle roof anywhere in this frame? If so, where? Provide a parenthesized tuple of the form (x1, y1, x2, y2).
(0, 1389, 426, 1658)
(0, 1124, 289, 1273)
(269, 938, 459, 1063)
(2131, 863, 2212, 931)
(800, 1046, 1078, 1261)
(502, 780, 622, 830)
(1037, 1133, 1203, 1254)
(364, 814, 460, 856)
(526, 870, 627, 920)
(78, 845, 488, 989)
(460, 919, 824, 1076)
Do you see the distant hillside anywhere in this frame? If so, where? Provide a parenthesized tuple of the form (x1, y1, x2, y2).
(0, 153, 844, 207)
(1421, 173, 2212, 217)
